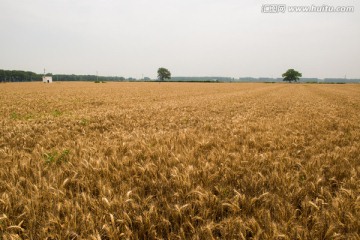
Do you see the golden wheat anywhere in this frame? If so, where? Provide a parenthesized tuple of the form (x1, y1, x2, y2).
(0, 82, 359, 239)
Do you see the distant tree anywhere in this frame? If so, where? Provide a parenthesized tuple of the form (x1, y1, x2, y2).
(0, 70, 5, 82)
(157, 68, 171, 81)
(282, 69, 302, 83)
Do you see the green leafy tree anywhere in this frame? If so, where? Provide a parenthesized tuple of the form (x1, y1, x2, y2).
(157, 68, 171, 81)
(282, 69, 302, 83)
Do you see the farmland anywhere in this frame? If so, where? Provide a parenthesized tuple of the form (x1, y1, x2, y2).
(0, 82, 359, 239)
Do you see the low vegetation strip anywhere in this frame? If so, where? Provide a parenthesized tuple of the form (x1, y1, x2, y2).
(0, 82, 359, 239)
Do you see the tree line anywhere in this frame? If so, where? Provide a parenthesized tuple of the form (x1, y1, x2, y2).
(0, 69, 128, 82)
(52, 74, 126, 82)
(0, 69, 42, 82)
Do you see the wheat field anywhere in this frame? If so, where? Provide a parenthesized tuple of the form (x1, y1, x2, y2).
(0, 82, 359, 239)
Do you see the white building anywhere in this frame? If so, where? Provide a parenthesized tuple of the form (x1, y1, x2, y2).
(43, 76, 52, 83)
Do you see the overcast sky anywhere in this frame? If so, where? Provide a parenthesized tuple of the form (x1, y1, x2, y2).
(1, 0, 359, 79)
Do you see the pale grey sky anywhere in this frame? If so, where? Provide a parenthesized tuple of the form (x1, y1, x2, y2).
(1, 0, 359, 79)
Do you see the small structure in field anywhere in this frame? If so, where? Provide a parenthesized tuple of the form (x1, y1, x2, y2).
(42, 68, 52, 83)
(43, 76, 52, 83)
